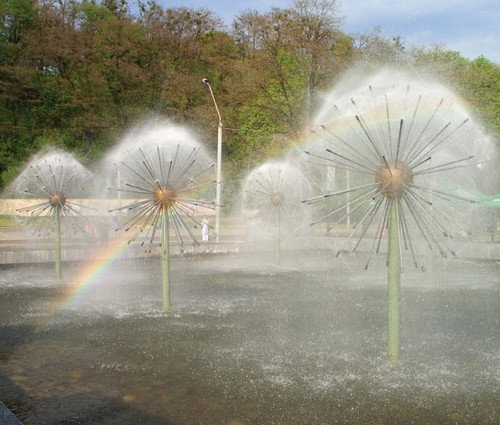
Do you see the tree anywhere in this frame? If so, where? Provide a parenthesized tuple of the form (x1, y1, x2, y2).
(288, 0, 345, 121)
(411, 46, 500, 140)
(0, 0, 39, 183)
(137, 4, 226, 117)
(0, 0, 498, 193)
(351, 26, 406, 65)
(0, 0, 36, 44)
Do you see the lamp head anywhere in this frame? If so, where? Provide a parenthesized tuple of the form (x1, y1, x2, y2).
(202, 78, 209, 84)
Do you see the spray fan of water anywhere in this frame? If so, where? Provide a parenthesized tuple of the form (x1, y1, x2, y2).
(105, 123, 216, 251)
(241, 161, 313, 264)
(12, 149, 93, 238)
(242, 161, 312, 235)
(304, 69, 495, 270)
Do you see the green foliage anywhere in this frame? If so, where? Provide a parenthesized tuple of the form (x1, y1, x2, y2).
(0, 0, 498, 200)
(462, 57, 500, 136)
(80, 0, 113, 23)
(412, 48, 500, 139)
(0, 0, 36, 44)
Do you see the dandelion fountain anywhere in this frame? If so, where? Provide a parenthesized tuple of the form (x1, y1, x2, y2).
(105, 121, 216, 309)
(304, 68, 495, 363)
(12, 148, 93, 278)
(241, 161, 311, 265)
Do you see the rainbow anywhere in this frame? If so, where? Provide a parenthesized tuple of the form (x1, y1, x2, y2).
(40, 235, 132, 328)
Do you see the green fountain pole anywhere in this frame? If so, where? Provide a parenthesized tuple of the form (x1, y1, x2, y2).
(161, 206, 170, 309)
(55, 206, 62, 279)
(387, 199, 400, 364)
(275, 209, 281, 266)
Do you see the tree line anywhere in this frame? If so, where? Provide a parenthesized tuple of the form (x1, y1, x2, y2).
(1, 0, 499, 200)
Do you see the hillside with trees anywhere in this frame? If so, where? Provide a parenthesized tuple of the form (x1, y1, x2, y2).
(1, 0, 499, 203)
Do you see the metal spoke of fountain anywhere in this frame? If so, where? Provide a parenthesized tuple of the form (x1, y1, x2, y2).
(14, 150, 94, 278)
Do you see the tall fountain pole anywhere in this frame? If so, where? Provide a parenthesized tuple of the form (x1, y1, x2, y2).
(387, 199, 400, 363)
(275, 209, 281, 266)
(203, 78, 222, 243)
(55, 206, 61, 279)
(161, 206, 170, 309)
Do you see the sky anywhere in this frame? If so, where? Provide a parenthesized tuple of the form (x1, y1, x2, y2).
(156, 0, 500, 63)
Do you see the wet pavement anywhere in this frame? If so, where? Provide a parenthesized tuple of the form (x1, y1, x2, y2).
(0, 251, 499, 424)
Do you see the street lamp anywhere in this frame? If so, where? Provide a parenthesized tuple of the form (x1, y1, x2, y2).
(203, 78, 222, 242)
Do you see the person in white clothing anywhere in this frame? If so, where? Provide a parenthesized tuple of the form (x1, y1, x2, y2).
(201, 217, 209, 242)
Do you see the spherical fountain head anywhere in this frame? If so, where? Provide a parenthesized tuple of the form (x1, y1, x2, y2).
(241, 160, 313, 240)
(375, 161, 413, 199)
(153, 185, 177, 209)
(271, 191, 285, 206)
(48, 191, 67, 207)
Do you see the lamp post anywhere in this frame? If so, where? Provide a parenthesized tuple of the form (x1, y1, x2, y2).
(203, 78, 222, 242)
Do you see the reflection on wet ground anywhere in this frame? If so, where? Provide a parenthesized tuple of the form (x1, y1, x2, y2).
(0, 251, 499, 424)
